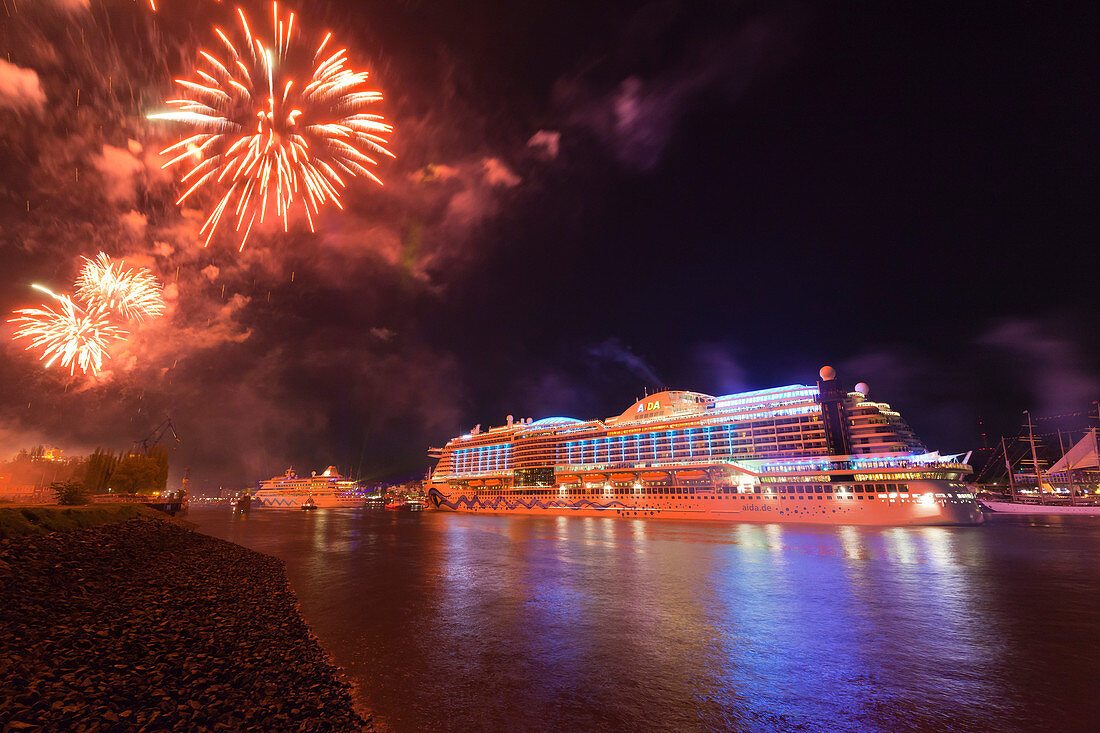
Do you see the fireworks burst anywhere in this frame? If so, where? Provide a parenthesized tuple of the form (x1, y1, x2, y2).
(149, 2, 395, 249)
(76, 253, 166, 323)
(8, 286, 129, 377)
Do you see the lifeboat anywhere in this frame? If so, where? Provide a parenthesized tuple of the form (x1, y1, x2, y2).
(468, 480, 484, 487)
(611, 473, 637, 482)
(640, 472, 669, 482)
(677, 470, 707, 480)
(485, 479, 501, 486)
(558, 475, 581, 483)
(584, 474, 607, 482)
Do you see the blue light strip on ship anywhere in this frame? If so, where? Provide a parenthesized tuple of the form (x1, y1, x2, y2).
(711, 385, 818, 412)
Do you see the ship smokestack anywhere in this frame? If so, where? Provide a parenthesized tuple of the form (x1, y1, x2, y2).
(507, 415, 514, 428)
(817, 365, 852, 456)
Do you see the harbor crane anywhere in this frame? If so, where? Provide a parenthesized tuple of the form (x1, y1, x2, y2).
(133, 418, 182, 454)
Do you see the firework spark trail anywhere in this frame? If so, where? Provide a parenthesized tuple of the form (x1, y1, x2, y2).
(76, 252, 166, 323)
(148, 1, 224, 10)
(8, 286, 129, 377)
(148, 2, 394, 250)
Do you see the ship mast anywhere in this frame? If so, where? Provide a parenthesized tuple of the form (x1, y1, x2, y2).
(1058, 429, 1076, 506)
(1001, 435, 1017, 502)
(1025, 410, 1045, 505)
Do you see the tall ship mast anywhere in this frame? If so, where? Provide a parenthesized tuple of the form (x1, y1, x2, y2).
(426, 367, 982, 525)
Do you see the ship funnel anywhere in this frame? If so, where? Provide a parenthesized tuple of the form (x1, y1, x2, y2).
(507, 415, 514, 427)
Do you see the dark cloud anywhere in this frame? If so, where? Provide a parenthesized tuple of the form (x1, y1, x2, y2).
(689, 343, 750, 397)
(977, 318, 1100, 418)
(586, 337, 662, 387)
(839, 316, 1100, 451)
(553, 2, 805, 169)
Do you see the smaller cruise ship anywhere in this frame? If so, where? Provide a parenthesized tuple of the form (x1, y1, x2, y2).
(253, 466, 369, 508)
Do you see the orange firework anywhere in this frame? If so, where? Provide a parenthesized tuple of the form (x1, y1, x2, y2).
(8, 286, 128, 377)
(76, 253, 166, 323)
(148, 2, 394, 249)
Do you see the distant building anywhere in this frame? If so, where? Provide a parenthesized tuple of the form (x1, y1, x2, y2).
(0, 473, 50, 503)
(40, 446, 64, 462)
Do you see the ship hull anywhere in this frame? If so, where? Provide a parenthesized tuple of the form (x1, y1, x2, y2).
(980, 500, 1100, 517)
(253, 493, 368, 509)
(427, 483, 982, 526)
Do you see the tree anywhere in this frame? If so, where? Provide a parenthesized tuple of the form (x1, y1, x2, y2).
(52, 480, 89, 505)
(148, 446, 170, 493)
(83, 448, 119, 495)
(109, 450, 170, 495)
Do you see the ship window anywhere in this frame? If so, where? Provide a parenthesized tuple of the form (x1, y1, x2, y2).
(855, 486, 864, 493)
(814, 486, 823, 493)
(887, 484, 897, 492)
(824, 486, 833, 493)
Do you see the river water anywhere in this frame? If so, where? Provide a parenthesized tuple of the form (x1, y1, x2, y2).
(188, 507, 1100, 732)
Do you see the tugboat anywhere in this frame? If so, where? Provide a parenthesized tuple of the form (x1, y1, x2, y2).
(301, 496, 319, 511)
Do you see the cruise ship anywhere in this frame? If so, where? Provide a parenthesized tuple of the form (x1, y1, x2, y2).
(252, 466, 369, 508)
(426, 367, 982, 525)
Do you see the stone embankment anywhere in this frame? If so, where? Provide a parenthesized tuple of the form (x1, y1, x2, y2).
(0, 517, 370, 731)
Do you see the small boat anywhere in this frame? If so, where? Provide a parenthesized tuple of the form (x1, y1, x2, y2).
(235, 494, 252, 512)
(386, 499, 426, 512)
(301, 496, 319, 511)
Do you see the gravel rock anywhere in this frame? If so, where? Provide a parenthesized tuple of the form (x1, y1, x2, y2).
(0, 519, 371, 731)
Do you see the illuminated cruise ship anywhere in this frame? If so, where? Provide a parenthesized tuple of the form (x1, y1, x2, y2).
(426, 367, 982, 525)
(253, 466, 369, 508)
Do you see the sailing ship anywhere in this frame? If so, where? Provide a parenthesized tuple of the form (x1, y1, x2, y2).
(980, 427, 1100, 515)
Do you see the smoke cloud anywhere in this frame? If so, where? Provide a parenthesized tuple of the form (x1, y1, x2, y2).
(554, 5, 804, 169)
(0, 1, 553, 488)
(0, 59, 46, 111)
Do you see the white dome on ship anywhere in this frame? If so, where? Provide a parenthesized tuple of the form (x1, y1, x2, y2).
(523, 417, 583, 430)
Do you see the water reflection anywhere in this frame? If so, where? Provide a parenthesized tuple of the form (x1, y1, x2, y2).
(191, 509, 1100, 732)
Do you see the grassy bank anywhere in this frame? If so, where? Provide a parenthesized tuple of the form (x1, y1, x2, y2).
(0, 504, 168, 539)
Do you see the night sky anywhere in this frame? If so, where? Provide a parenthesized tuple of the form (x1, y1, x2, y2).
(1, 1, 1097, 488)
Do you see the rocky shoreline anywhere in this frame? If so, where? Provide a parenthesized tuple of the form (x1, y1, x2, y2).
(0, 517, 370, 731)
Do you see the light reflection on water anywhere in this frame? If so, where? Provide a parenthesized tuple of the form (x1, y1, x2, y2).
(190, 509, 1100, 732)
